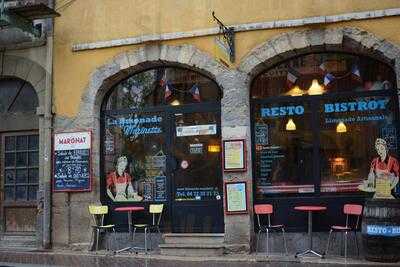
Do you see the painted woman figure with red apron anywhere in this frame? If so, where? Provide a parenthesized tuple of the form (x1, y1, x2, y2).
(368, 138, 399, 190)
(106, 156, 143, 201)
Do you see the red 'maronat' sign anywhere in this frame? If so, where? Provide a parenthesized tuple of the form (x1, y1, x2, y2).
(54, 132, 91, 151)
(53, 131, 92, 192)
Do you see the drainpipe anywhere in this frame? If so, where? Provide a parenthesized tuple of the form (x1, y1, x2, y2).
(42, 0, 54, 249)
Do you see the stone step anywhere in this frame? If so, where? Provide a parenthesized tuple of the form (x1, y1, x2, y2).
(163, 233, 224, 244)
(159, 243, 224, 256)
(0, 235, 37, 249)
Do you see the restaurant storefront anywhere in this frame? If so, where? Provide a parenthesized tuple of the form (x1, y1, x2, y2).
(251, 52, 399, 231)
(100, 66, 224, 233)
(52, 0, 400, 253)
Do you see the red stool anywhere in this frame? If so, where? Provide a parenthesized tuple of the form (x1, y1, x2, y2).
(325, 204, 363, 259)
(254, 204, 288, 255)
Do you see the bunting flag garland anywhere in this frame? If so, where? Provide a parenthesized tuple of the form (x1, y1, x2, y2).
(324, 73, 335, 86)
(161, 77, 202, 102)
(190, 84, 201, 102)
(164, 81, 172, 100)
(160, 72, 167, 87)
(351, 64, 362, 82)
(286, 67, 300, 88)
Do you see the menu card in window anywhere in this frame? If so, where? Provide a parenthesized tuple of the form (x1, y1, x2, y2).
(223, 139, 246, 171)
(225, 181, 248, 214)
(53, 131, 91, 192)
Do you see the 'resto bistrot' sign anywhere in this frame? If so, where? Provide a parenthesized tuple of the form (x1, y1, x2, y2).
(53, 131, 92, 192)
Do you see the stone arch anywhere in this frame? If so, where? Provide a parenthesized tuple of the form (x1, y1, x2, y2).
(79, 44, 228, 123)
(0, 54, 47, 109)
(74, 44, 231, 192)
(239, 27, 400, 87)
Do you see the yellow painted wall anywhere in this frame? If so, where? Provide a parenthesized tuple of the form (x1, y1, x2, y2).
(54, 0, 400, 117)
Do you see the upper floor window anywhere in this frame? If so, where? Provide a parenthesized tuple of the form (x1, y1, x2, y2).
(0, 78, 38, 113)
(251, 53, 395, 99)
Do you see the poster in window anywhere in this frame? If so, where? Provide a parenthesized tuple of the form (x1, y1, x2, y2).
(358, 138, 399, 199)
(223, 139, 246, 171)
(225, 181, 248, 214)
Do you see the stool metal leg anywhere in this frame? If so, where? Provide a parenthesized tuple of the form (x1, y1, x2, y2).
(144, 227, 148, 254)
(266, 228, 269, 256)
(113, 227, 117, 251)
(256, 230, 261, 255)
(344, 231, 348, 261)
(282, 228, 288, 255)
(354, 231, 359, 257)
(96, 228, 100, 251)
(325, 229, 333, 256)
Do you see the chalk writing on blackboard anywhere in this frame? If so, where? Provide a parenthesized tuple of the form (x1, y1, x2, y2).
(143, 182, 154, 201)
(255, 124, 268, 145)
(154, 176, 166, 201)
(53, 132, 91, 192)
(257, 146, 285, 186)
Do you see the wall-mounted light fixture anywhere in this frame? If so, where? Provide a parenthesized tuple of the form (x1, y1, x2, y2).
(307, 79, 325, 95)
(336, 121, 347, 133)
(170, 99, 180, 106)
(286, 85, 305, 96)
(286, 118, 296, 131)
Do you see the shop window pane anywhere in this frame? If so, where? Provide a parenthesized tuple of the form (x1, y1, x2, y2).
(319, 95, 398, 193)
(253, 101, 314, 196)
(28, 152, 39, 166)
(16, 169, 28, 184)
(16, 152, 27, 167)
(5, 186, 14, 201)
(5, 170, 15, 184)
(103, 67, 221, 110)
(16, 136, 28, 151)
(5, 136, 15, 151)
(103, 112, 166, 202)
(28, 168, 39, 183)
(5, 152, 15, 167)
(251, 53, 396, 99)
(28, 186, 38, 200)
(16, 186, 27, 201)
(28, 135, 39, 150)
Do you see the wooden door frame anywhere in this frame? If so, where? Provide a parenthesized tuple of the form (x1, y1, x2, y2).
(0, 131, 39, 235)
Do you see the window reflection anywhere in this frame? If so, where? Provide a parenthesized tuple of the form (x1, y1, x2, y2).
(251, 52, 398, 197)
(103, 67, 221, 110)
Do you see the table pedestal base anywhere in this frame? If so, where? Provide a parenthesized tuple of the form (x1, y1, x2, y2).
(295, 249, 324, 258)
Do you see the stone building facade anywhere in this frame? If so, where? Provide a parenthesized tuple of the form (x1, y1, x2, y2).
(37, 0, 400, 255)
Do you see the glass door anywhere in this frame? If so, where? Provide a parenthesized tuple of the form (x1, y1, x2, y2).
(171, 110, 223, 233)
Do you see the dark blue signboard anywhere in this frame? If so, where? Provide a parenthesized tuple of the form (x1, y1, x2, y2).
(53, 132, 92, 192)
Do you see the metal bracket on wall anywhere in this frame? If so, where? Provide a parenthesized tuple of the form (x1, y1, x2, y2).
(212, 11, 235, 63)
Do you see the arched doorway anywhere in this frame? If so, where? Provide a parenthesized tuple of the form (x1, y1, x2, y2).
(0, 77, 39, 234)
(100, 66, 224, 233)
(250, 51, 399, 231)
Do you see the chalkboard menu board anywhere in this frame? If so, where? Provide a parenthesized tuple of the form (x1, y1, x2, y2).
(255, 124, 268, 145)
(143, 182, 154, 201)
(258, 145, 284, 186)
(154, 176, 166, 201)
(53, 132, 92, 192)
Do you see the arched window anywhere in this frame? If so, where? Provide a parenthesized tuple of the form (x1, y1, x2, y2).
(251, 52, 399, 197)
(101, 67, 224, 233)
(0, 78, 38, 113)
(102, 67, 221, 111)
